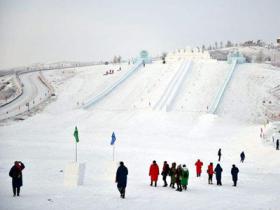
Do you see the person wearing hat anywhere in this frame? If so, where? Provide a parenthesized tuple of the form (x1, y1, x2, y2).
(9, 161, 25, 196)
(181, 164, 189, 190)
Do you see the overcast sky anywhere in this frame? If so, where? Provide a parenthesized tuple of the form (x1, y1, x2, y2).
(0, 0, 279, 69)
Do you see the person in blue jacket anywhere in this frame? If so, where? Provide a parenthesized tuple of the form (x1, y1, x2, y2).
(115, 161, 128, 199)
(214, 163, 223, 186)
(231, 164, 239, 187)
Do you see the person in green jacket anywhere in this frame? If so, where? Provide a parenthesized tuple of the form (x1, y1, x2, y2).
(181, 164, 189, 190)
(169, 162, 176, 188)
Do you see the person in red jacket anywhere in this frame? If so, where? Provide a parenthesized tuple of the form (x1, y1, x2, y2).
(195, 159, 203, 177)
(207, 162, 214, 184)
(149, 160, 159, 187)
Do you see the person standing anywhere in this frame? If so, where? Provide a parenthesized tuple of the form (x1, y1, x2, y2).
(169, 162, 176, 188)
(175, 165, 182, 191)
(115, 161, 128, 199)
(276, 139, 279, 150)
(9, 161, 25, 197)
(207, 162, 214, 184)
(214, 163, 223, 186)
(195, 159, 203, 177)
(218, 148, 222, 162)
(161, 161, 170, 187)
(240, 151, 245, 163)
(231, 165, 239, 187)
(181, 165, 189, 190)
(149, 160, 159, 187)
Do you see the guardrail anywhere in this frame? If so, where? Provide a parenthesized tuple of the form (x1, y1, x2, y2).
(82, 61, 143, 109)
(208, 60, 238, 114)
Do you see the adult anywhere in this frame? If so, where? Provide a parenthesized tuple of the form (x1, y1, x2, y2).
(149, 160, 159, 187)
(115, 161, 128, 199)
(240, 151, 245, 163)
(218, 148, 222, 162)
(276, 139, 279, 150)
(231, 164, 239, 187)
(9, 161, 25, 197)
(195, 159, 203, 177)
(161, 161, 170, 187)
(207, 162, 214, 184)
(214, 163, 223, 186)
(175, 165, 182, 191)
(169, 162, 176, 188)
(181, 165, 189, 190)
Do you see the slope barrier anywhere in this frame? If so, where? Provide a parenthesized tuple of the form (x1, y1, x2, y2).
(83, 61, 143, 109)
(208, 60, 238, 114)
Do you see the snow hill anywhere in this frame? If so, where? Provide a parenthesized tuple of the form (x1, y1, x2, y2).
(0, 58, 280, 210)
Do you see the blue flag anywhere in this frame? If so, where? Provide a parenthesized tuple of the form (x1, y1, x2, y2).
(110, 132, 116, 145)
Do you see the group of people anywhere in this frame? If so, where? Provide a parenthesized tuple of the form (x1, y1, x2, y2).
(8, 149, 245, 199)
(149, 160, 189, 191)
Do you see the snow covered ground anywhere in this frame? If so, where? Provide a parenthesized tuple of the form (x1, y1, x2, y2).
(0, 60, 280, 210)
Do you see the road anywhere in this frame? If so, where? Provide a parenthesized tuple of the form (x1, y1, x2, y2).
(0, 72, 50, 120)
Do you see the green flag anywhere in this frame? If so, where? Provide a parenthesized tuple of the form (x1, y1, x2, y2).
(73, 126, 79, 143)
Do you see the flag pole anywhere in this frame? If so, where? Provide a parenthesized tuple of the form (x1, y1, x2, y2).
(75, 141, 78, 162)
(113, 145, 115, 161)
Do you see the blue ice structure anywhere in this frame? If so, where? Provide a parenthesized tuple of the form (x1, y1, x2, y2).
(134, 50, 152, 64)
(227, 51, 246, 64)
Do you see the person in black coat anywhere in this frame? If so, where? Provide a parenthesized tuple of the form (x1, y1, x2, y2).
(9, 161, 25, 196)
(276, 139, 279, 150)
(218, 148, 222, 162)
(231, 164, 239, 187)
(161, 161, 170, 187)
(214, 163, 223, 186)
(115, 161, 128, 199)
(240, 151, 245, 163)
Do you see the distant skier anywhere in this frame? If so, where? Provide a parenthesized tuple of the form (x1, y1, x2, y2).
(115, 161, 128, 199)
(181, 165, 189, 190)
(9, 161, 25, 196)
(207, 162, 214, 184)
(195, 159, 203, 177)
(161, 161, 170, 187)
(169, 162, 176, 188)
(214, 163, 223, 186)
(240, 151, 245, 163)
(218, 148, 222, 162)
(231, 164, 239, 187)
(149, 160, 159, 187)
(175, 165, 182, 191)
(276, 139, 279, 150)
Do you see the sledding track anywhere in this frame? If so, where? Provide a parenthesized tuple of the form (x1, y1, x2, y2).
(153, 59, 192, 111)
(208, 60, 238, 114)
(82, 61, 143, 109)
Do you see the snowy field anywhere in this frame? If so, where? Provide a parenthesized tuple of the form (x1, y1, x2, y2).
(0, 60, 280, 210)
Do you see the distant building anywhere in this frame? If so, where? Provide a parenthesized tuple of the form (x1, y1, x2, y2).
(227, 51, 246, 64)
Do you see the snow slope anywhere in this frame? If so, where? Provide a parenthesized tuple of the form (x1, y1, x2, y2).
(0, 60, 280, 210)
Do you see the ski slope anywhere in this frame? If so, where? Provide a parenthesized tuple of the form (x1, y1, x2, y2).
(172, 60, 230, 114)
(0, 59, 280, 210)
(217, 63, 280, 122)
